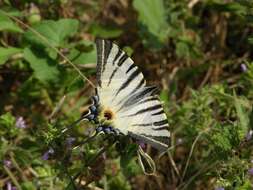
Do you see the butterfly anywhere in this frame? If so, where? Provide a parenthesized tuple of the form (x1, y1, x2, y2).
(82, 39, 170, 151)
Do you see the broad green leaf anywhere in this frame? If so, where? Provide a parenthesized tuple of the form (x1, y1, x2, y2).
(23, 48, 59, 82)
(67, 42, 96, 65)
(0, 10, 23, 33)
(72, 50, 96, 65)
(89, 23, 123, 38)
(0, 47, 22, 65)
(24, 19, 79, 47)
(133, 0, 168, 43)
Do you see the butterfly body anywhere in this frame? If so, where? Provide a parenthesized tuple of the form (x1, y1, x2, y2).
(84, 39, 170, 151)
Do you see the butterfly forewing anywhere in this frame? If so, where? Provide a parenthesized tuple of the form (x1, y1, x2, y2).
(95, 39, 170, 150)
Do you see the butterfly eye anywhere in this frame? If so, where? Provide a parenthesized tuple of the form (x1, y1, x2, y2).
(103, 110, 113, 120)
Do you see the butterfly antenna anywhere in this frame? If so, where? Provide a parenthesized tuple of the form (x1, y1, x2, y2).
(61, 116, 85, 134)
(72, 130, 99, 150)
(1, 10, 96, 89)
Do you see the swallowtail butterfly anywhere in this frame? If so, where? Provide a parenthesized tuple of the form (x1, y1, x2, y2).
(84, 39, 170, 151)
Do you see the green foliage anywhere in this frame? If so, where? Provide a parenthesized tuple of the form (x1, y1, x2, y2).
(0, 10, 23, 33)
(24, 19, 79, 48)
(89, 23, 123, 38)
(133, 0, 168, 48)
(1, 1, 253, 189)
(23, 48, 60, 83)
(0, 47, 22, 65)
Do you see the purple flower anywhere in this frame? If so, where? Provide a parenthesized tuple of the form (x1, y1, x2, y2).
(102, 152, 107, 160)
(215, 187, 225, 190)
(42, 147, 54, 160)
(241, 64, 247, 72)
(3, 160, 12, 168)
(66, 137, 75, 148)
(246, 130, 253, 141)
(248, 168, 253, 176)
(137, 141, 146, 150)
(6, 182, 17, 190)
(15, 117, 26, 129)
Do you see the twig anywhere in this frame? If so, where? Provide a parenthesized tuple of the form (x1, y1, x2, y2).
(3, 166, 22, 190)
(167, 150, 181, 181)
(10, 153, 28, 182)
(181, 130, 206, 180)
(179, 161, 218, 190)
(188, 0, 200, 9)
(48, 95, 66, 121)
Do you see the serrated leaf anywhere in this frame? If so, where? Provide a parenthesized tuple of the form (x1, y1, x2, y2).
(24, 19, 79, 47)
(133, 0, 168, 43)
(0, 47, 22, 65)
(0, 10, 23, 33)
(23, 48, 59, 82)
(234, 95, 249, 140)
(212, 130, 232, 152)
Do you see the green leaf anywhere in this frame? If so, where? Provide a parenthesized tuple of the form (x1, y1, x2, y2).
(69, 48, 96, 65)
(23, 48, 60, 82)
(0, 10, 23, 33)
(133, 0, 168, 43)
(24, 19, 79, 47)
(0, 47, 22, 65)
(89, 23, 123, 38)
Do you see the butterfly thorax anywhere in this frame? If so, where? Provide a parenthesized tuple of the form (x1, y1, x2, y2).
(98, 106, 116, 125)
(85, 94, 121, 135)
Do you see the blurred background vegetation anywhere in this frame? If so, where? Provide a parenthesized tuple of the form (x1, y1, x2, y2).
(1, 0, 253, 189)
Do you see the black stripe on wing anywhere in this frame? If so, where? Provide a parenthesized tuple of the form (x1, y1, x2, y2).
(126, 64, 136, 73)
(152, 110, 165, 116)
(102, 40, 112, 73)
(118, 53, 128, 66)
(95, 39, 113, 86)
(107, 52, 130, 87)
(95, 39, 103, 87)
(107, 67, 119, 86)
(117, 87, 157, 112)
(113, 48, 122, 65)
(115, 68, 142, 96)
(154, 119, 168, 126)
(127, 104, 162, 117)
(152, 126, 169, 131)
(131, 119, 168, 128)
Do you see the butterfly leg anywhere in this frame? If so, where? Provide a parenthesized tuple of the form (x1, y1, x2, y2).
(96, 125, 121, 136)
